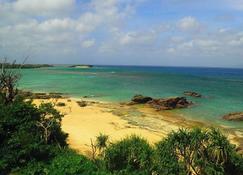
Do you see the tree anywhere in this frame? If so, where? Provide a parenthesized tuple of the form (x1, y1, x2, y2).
(90, 133, 109, 161)
(96, 133, 109, 154)
(37, 103, 68, 146)
(0, 59, 20, 104)
(154, 128, 243, 175)
(0, 59, 68, 173)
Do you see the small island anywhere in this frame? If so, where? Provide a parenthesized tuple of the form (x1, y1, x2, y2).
(1, 63, 53, 69)
(69, 65, 93, 69)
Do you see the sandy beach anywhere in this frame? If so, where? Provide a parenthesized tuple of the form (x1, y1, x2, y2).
(33, 97, 243, 156)
(33, 98, 165, 155)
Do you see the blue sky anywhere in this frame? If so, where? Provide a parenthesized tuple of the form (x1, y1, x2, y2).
(0, 0, 243, 67)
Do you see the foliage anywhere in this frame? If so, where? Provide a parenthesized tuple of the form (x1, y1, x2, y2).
(96, 133, 109, 152)
(154, 128, 243, 175)
(91, 133, 109, 161)
(1, 63, 53, 69)
(0, 61, 20, 104)
(37, 103, 68, 146)
(0, 97, 68, 173)
(104, 135, 153, 174)
(16, 149, 97, 175)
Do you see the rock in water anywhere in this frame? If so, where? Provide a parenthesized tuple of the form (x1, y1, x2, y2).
(223, 112, 243, 121)
(131, 95, 153, 104)
(129, 95, 192, 110)
(148, 97, 192, 110)
(184, 91, 202, 97)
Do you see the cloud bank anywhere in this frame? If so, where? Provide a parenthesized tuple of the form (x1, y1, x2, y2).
(0, 0, 243, 67)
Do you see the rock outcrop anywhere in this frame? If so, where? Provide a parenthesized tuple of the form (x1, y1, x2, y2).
(183, 91, 202, 98)
(131, 95, 153, 104)
(148, 97, 192, 110)
(77, 101, 87, 107)
(223, 112, 243, 121)
(19, 91, 64, 99)
(129, 95, 192, 110)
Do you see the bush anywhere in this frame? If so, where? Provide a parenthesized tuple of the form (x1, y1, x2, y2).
(104, 135, 153, 174)
(154, 128, 243, 175)
(0, 98, 68, 173)
(15, 149, 110, 175)
(47, 149, 97, 175)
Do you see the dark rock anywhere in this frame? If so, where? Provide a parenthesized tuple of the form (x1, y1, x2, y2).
(77, 101, 87, 107)
(223, 112, 243, 121)
(32, 93, 50, 99)
(49, 92, 63, 95)
(32, 93, 62, 99)
(129, 95, 192, 110)
(83, 95, 100, 98)
(148, 97, 192, 110)
(34, 92, 47, 96)
(48, 94, 63, 98)
(18, 90, 33, 98)
(184, 91, 202, 98)
(18, 91, 64, 99)
(131, 95, 153, 104)
(56, 102, 66, 107)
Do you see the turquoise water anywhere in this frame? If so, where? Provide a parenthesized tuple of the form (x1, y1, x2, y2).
(18, 66, 243, 129)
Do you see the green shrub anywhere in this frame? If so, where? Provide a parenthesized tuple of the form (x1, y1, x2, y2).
(0, 98, 68, 173)
(154, 128, 243, 175)
(47, 149, 97, 175)
(96, 133, 109, 152)
(13, 161, 48, 175)
(16, 149, 110, 175)
(104, 135, 153, 174)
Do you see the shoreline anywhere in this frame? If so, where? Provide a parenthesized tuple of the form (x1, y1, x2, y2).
(33, 97, 164, 156)
(32, 96, 243, 156)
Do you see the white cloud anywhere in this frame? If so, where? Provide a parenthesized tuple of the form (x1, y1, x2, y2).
(81, 39, 95, 48)
(0, 0, 243, 67)
(218, 28, 230, 33)
(76, 12, 102, 33)
(229, 37, 243, 46)
(39, 18, 76, 32)
(166, 31, 243, 58)
(0, 0, 143, 61)
(119, 31, 157, 45)
(167, 48, 176, 53)
(177, 16, 201, 32)
(13, 0, 75, 16)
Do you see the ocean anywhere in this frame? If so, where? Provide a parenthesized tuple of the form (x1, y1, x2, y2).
(18, 66, 243, 129)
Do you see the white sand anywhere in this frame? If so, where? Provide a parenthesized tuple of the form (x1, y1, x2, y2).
(34, 98, 164, 155)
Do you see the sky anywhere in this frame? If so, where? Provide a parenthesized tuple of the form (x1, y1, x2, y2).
(0, 0, 243, 67)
